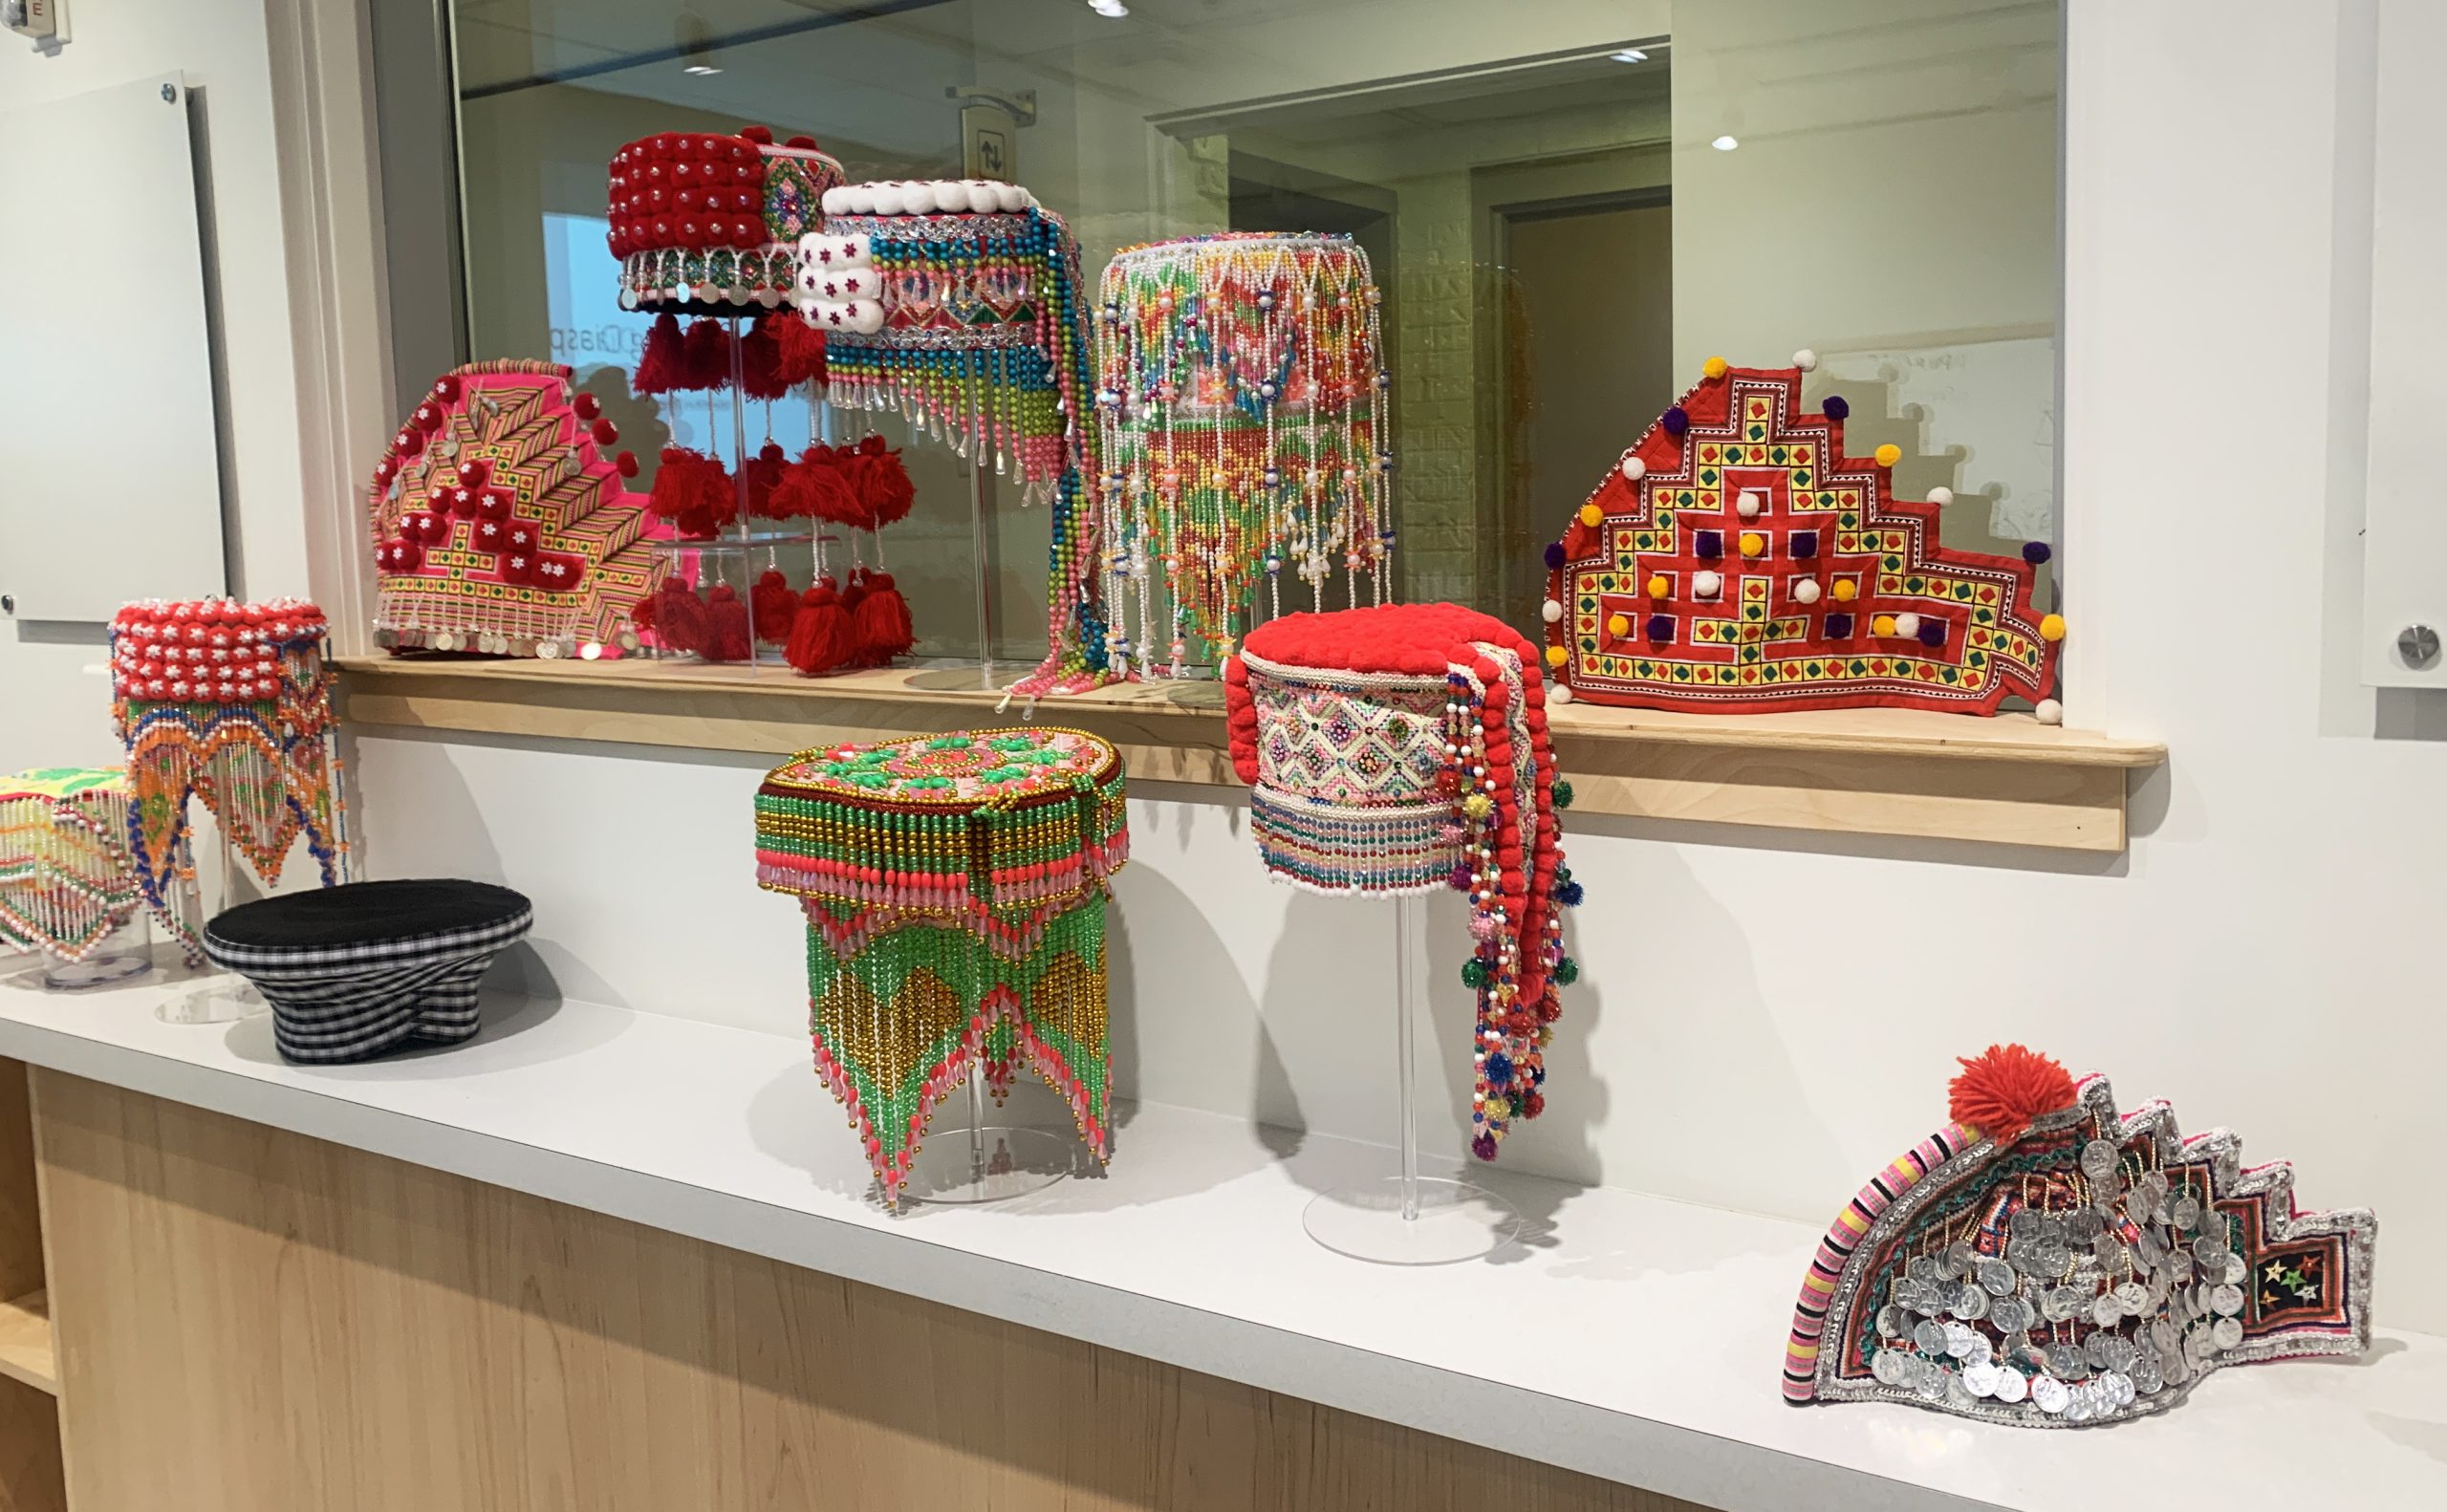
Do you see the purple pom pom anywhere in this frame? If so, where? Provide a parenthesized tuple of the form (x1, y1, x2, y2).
(1695, 529, 1723, 560)
(1826, 612, 1854, 638)
(1471, 1133, 1499, 1161)
(2023, 541, 2052, 565)
(1790, 530, 1818, 559)
(1661, 405, 1689, 437)
(1544, 541, 1566, 570)
(1448, 864, 1473, 893)
(1916, 619, 1946, 647)
(1645, 614, 1674, 643)
(1823, 395, 1850, 421)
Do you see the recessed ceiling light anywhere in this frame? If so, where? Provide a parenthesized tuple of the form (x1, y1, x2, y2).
(1611, 49, 1648, 64)
(1712, 135, 1740, 151)
(1089, 0, 1130, 16)
(682, 62, 722, 76)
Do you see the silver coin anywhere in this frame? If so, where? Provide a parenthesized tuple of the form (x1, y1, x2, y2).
(1994, 1367, 2029, 1405)
(2064, 1391, 2095, 1424)
(1915, 1366, 1947, 1401)
(2031, 1375, 2071, 1414)
(2092, 1234, 2126, 1269)
(2050, 1345, 2090, 1380)
(1878, 1303, 1911, 1338)
(2082, 1138, 2120, 1179)
(2011, 1242, 2046, 1278)
(2224, 1253, 2248, 1285)
(1945, 1372, 1981, 1410)
(2146, 1272, 2171, 1311)
(1916, 1320, 1949, 1353)
(2112, 1282, 2151, 1315)
(2090, 1293, 2124, 1328)
(2194, 1236, 2230, 1272)
(2136, 1230, 2168, 1269)
(2041, 1240, 2075, 1274)
(2212, 1316, 2244, 1350)
(1962, 1334, 1995, 1369)
(1873, 1348, 1906, 1386)
(2150, 1317, 2179, 1355)
(1944, 1322, 1980, 1358)
(1909, 1255, 1938, 1282)
(2084, 1331, 2116, 1369)
(2049, 1285, 2090, 1322)
(1989, 1297, 2032, 1335)
(2211, 1284, 2244, 1317)
(2133, 1354, 2164, 1394)
(1953, 1285, 1991, 1323)
(2102, 1369, 2135, 1407)
(2068, 1209, 2106, 1242)
(2009, 1208, 2045, 1239)
(2163, 1343, 2192, 1384)
(1963, 1360, 2003, 1397)
(2186, 1327, 2218, 1362)
(2134, 1171, 2169, 1210)
(1940, 1242, 1974, 1280)
(1979, 1258, 2017, 1297)
(2170, 1194, 2201, 1229)
(2034, 1214, 2068, 1244)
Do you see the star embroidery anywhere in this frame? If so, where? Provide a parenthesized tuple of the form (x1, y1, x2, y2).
(2295, 1281, 2319, 1303)
(2264, 1260, 2287, 1282)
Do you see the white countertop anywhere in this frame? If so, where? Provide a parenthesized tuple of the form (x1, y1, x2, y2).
(0, 961, 2437, 1512)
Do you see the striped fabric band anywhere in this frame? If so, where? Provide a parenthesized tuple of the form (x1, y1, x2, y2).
(1782, 1120, 1977, 1402)
(204, 906, 532, 1065)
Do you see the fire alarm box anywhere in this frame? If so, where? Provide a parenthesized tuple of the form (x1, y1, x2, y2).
(5, 0, 61, 40)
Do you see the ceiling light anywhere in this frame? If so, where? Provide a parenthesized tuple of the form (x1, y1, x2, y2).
(1712, 135, 1740, 151)
(1089, 0, 1130, 16)
(682, 62, 722, 76)
(1611, 49, 1648, 64)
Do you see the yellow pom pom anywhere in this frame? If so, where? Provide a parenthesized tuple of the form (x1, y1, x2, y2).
(1831, 579, 1858, 602)
(1578, 503, 1602, 528)
(1873, 443, 1901, 467)
(1545, 644, 1568, 668)
(1647, 574, 1669, 599)
(1606, 613, 1631, 637)
(1872, 615, 1898, 637)
(2040, 614, 2067, 642)
(1740, 531, 1766, 557)
(1703, 356, 1728, 379)
(1462, 793, 1494, 819)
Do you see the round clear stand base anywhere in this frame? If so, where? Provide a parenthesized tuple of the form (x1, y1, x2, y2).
(1304, 1176, 1522, 1265)
(158, 977, 269, 1025)
(39, 949, 152, 991)
(902, 664, 1005, 693)
(901, 1124, 1072, 1206)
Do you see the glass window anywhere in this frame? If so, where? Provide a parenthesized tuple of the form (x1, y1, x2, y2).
(443, 0, 2059, 668)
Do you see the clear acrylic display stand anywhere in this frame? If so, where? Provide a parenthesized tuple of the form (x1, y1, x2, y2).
(31, 911, 152, 991)
(903, 461, 1002, 692)
(158, 828, 268, 1025)
(1303, 893, 1523, 1264)
(899, 1069, 1072, 1208)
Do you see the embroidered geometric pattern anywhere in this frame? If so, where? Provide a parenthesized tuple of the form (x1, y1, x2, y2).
(1546, 363, 2059, 714)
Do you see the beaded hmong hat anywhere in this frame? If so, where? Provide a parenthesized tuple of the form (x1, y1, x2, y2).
(1543, 356, 2062, 716)
(610, 125, 846, 313)
(1784, 1045, 2376, 1427)
(369, 361, 664, 658)
(0, 767, 179, 961)
(1224, 603, 1581, 1160)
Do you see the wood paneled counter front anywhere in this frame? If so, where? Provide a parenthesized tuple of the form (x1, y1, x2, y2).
(336, 657, 2165, 853)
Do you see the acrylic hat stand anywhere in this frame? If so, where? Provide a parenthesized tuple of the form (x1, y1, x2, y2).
(892, 1069, 1076, 1208)
(1302, 893, 1523, 1264)
(158, 826, 270, 1026)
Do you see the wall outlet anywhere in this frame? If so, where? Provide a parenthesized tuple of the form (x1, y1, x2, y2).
(4, 0, 61, 41)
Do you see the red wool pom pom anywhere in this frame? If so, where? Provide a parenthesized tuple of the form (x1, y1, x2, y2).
(632, 313, 685, 396)
(702, 584, 752, 661)
(750, 569, 796, 644)
(739, 124, 775, 145)
(1947, 1044, 2076, 1143)
(785, 584, 855, 676)
(615, 450, 639, 479)
(851, 571, 915, 662)
(591, 418, 619, 446)
(769, 312, 828, 387)
(571, 392, 601, 421)
(681, 317, 734, 392)
(848, 440, 915, 530)
(744, 442, 790, 519)
(738, 317, 788, 401)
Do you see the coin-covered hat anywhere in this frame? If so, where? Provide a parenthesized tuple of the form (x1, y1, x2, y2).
(1784, 1044, 2376, 1426)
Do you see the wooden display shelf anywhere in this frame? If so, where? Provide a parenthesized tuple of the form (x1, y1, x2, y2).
(335, 656, 2165, 853)
(0, 1290, 54, 1396)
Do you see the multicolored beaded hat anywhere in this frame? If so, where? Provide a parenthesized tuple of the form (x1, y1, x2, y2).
(1224, 603, 1581, 1160)
(0, 767, 183, 961)
(1785, 1045, 2375, 1427)
(799, 181, 1105, 695)
(610, 125, 846, 313)
(369, 361, 664, 658)
(1543, 356, 2062, 716)
(754, 727, 1130, 1201)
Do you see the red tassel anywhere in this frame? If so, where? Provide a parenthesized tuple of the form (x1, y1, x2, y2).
(739, 318, 788, 400)
(649, 448, 735, 538)
(653, 578, 704, 655)
(750, 569, 795, 644)
(1947, 1044, 2076, 1143)
(768, 444, 860, 522)
(628, 594, 659, 635)
(745, 442, 790, 518)
(632, 313, 685, 395)
(703, 584, 753, 662)
(770, 313, 828, 387)
(681, 317, 734, 391)
(848, 434, 916, 529)
(853, 570, 915, 661)
(784, 582, 855, 676)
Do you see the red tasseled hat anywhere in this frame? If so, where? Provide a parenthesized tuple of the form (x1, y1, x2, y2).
(632, 313, 685, 396)
(1948, 1044, 2077, 1143)
(680, 317, 734, 391)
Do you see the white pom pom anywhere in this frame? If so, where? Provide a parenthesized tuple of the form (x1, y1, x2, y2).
(820, 186, 852, 216)
(1541, 598, 1564, 624)
(934, 180, 972, 212)
(1548, 683, 1573, 706)
(903, 181, 939, 214)
(843, 184, 877, 214)
(1619, 455, 1645, 481)
(2034, 699, 2064, 725)
(1895, 613, 1921, 637)
(1693, 570, 1722, 597)
(847, 298, 887, 335)
(1928, 486, 1955, 508)
(993, 182, 1029, 212)
(1793, 348, 1818, 372)
(1793, 579, 1822, 605)
(1736, 488, 1765, 520)
(870, 182, 907, 215)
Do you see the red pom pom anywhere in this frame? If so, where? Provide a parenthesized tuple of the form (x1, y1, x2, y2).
(616, 450, 639, 479)
(744, 442, 790, 519)
(1947, 1044, 2076, 1143)
(632, 313, 685, 395)
(851, 571, 915, 662)
(769, 312, 828, 387)
(750, 569, 796, 644)
(739, 124, 775, 145)
(628, 594, 658, 634)
(572, 392, 601, 421)
(702, 583, 752, 661)
(784, 584, 855, 676)
(681, 317, 733, 391)
(431, 375, 461, 402)
(786, 135, 816, 150)
(739, 317, 788, 400)
(847, 440, 915, 530)
(592, 418, 619, 446)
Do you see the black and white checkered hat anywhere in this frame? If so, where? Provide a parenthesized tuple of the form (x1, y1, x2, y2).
(203, 879, 533, 1064)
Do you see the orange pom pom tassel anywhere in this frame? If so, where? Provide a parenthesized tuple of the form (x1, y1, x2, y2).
(1947, 1044, 2075, 1143)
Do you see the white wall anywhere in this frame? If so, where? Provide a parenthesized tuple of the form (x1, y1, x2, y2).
(0, 0, 314, 772)
(21, 0, 2447, 1339)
